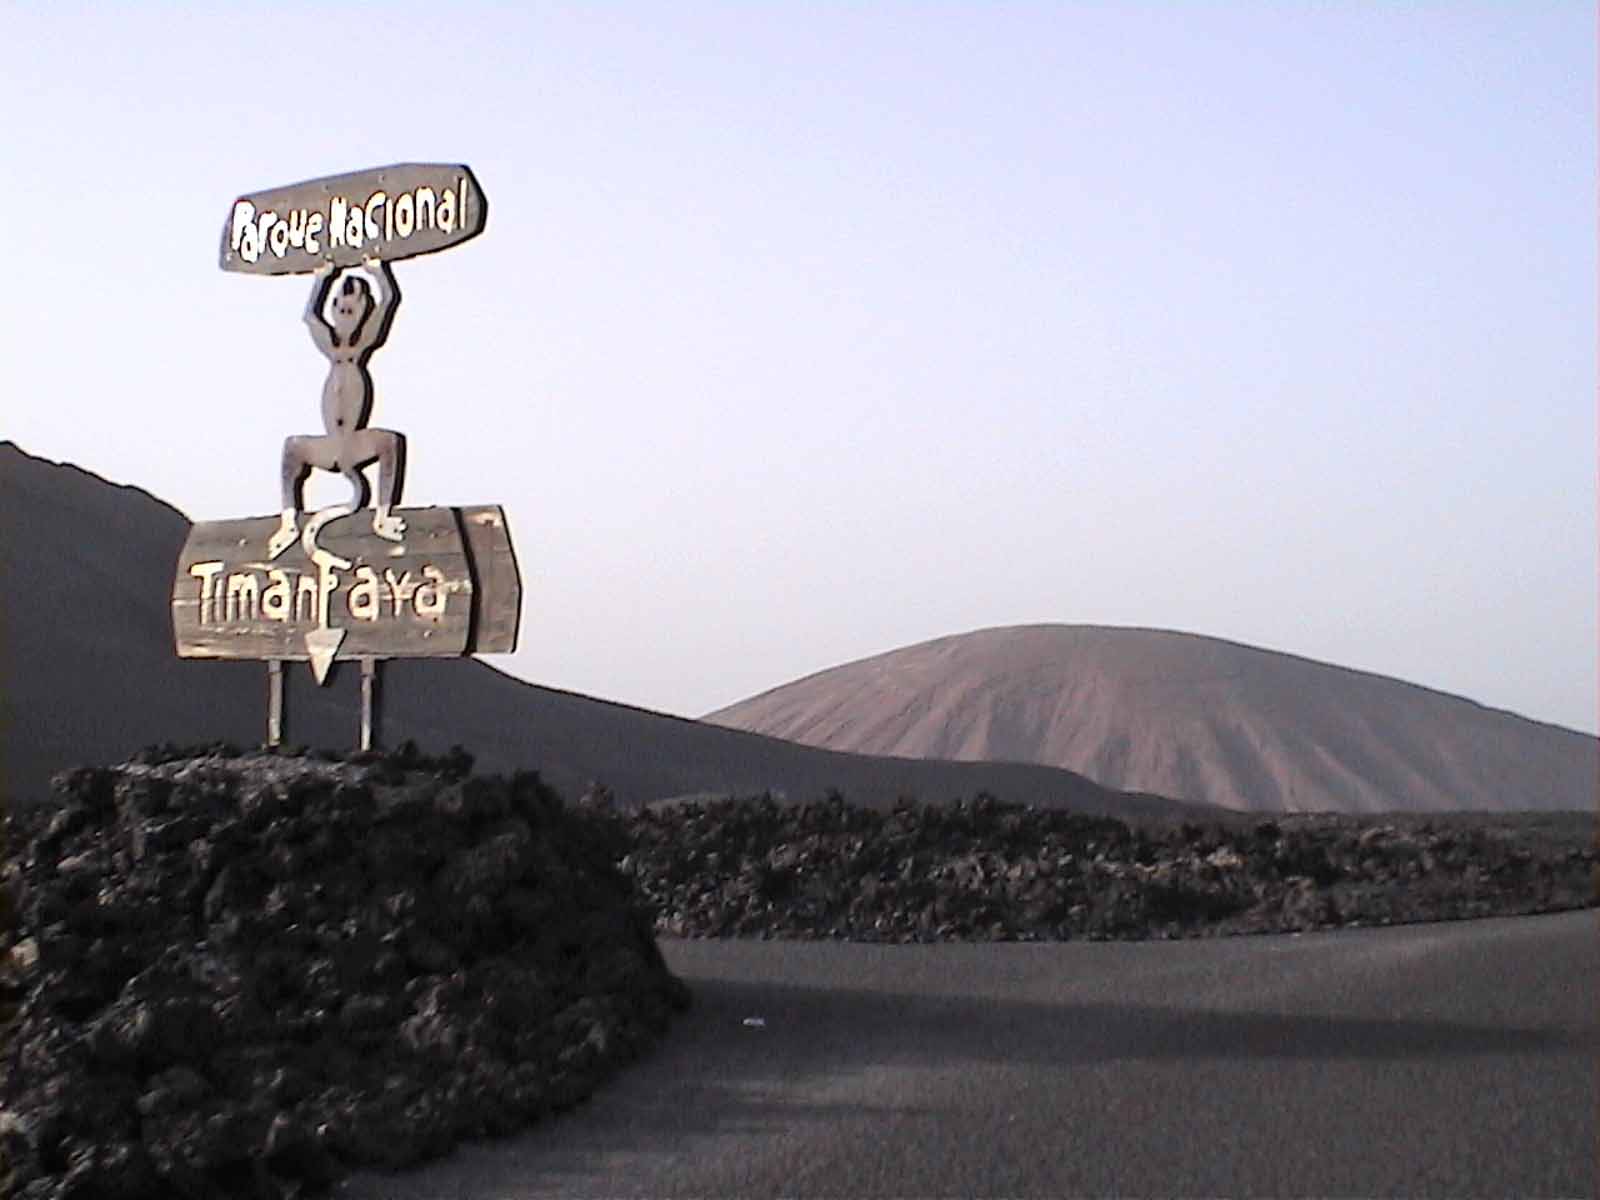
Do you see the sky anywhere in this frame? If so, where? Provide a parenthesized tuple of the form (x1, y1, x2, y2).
(3, 3, 1595, 735)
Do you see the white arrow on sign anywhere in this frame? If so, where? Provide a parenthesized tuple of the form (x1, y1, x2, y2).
(305, 627, 347, 684)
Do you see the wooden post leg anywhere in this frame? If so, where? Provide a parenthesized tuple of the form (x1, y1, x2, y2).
(268, 659, 284, 747)
(360, 658, 377, 751)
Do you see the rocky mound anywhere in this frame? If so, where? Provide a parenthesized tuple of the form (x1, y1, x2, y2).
(621, 794, 1596, 941)
(0, 746, 690, 1200)
(705, 624, 1599, 814)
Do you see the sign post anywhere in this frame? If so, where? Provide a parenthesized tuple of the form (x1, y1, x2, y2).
(268, 659, 284, 746)
(175, 163, 519, 749)
(360, 658, 377, 752)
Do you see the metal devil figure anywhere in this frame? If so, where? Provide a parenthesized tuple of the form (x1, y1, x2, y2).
(172, 163, 520, 749)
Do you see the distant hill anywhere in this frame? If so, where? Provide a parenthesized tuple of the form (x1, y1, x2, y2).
(705, 625, 1599, 814)
(0, 443, 1207, 822)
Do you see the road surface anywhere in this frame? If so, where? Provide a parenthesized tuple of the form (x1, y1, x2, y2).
(343, 911, 1597, 1198)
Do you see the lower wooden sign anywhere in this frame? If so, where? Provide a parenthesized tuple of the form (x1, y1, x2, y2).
(173, 505, 519, 682)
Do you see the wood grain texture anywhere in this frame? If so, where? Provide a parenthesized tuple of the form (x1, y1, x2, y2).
(173, 508, 473, 661)
(458, 505, 522, 654)
(173, 505, 521, 664)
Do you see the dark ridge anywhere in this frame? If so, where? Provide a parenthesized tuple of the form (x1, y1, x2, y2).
(0, 441, 1211, 824)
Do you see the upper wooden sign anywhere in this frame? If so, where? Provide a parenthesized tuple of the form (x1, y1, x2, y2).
(220, 163, 486, 275)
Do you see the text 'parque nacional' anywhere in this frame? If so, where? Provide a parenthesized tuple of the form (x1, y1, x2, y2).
(219, 164, 486, 275)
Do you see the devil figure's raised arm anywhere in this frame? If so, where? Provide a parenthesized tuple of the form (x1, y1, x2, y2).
(303, 261, 337, 355)
(352, 259, 397, 355)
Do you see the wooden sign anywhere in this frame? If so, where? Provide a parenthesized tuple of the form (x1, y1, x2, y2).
(205, 159, 521, 748)
(220, 163, 486, 275)
(173, 506, 519, 681)
(457, 505, 522, 654)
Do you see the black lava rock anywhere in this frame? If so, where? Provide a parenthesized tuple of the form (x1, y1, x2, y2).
(1, 748, 690, 1200)
(619, 794, 1596, 943)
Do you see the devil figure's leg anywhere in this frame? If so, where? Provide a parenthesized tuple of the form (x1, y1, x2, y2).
(346, 428, 407, 541)
(268, 437, 308, 559)
(268, 435, 341, 559)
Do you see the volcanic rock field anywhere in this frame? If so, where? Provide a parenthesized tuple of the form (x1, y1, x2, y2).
(623, 793, 1595, 942)
(1, 745, 1594, 1199)
(0, 747, 688, 1200)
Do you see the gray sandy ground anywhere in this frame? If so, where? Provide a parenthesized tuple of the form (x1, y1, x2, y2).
(342, 911, 1597, 1198)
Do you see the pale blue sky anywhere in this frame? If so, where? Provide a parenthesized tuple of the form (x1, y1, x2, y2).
(4, 3, 1595, 733)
